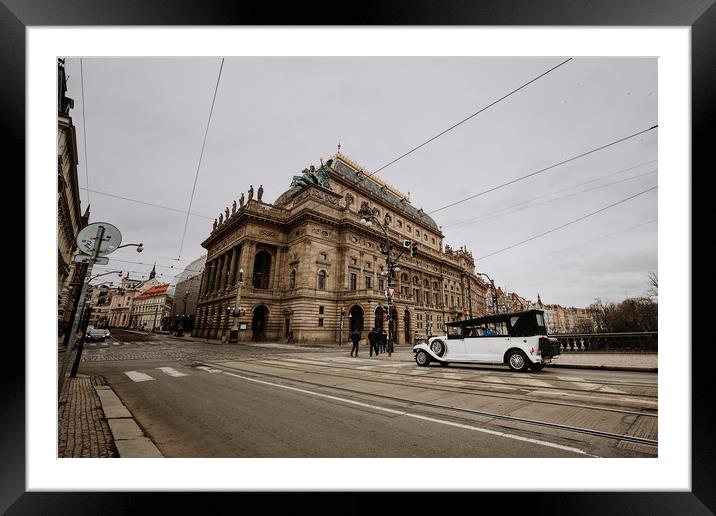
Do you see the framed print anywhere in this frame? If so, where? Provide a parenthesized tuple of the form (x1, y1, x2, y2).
(7, 0, 711, 513)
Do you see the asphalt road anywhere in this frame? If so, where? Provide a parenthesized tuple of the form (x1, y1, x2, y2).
(80, 329, 657, 458)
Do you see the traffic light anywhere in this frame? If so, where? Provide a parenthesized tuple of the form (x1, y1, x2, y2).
(411, 241, 418, 256)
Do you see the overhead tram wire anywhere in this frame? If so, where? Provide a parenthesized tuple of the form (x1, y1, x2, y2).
(428, 124, 659, 215)
(447, 168, 657, 230)
(79, 187, 213, 220)
(476, 185, 658, 261)
(80, 58, 90, 204)
(446, 159, 657, 229)
(177, 57, 224, 261)
(362, 58, 573, 180)
(487, 218, 658, 272)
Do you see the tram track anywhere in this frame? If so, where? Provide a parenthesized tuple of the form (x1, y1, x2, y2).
(250, 356, 658, 401)
(196, 359, 658, 449)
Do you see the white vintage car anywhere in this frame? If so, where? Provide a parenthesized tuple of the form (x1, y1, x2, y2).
(413, 309, 560, 372)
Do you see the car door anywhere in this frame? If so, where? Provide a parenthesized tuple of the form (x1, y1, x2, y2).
(463, 335, 491, 362)
(486, 336, 512, 363)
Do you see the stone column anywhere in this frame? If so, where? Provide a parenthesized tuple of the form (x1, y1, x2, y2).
(227, 246, 238, 289)
(271, 248, 283, 291)
(239, 241, 255, 287)
(207, 259, 218, 295)
(214, 254, 224, 292)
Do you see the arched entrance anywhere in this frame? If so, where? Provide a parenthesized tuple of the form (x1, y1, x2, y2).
(404, 309, 411, 345)
(349, 305, 364, 336)
(252, 305, 269, 342)
(374, 306, 384, 331)
(252, 251, 272, 289)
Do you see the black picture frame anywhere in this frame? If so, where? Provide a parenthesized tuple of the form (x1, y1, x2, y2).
(7, 1, 708, 513)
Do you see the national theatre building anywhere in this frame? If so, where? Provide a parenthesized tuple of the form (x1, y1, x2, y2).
(193, 153, 488, 344)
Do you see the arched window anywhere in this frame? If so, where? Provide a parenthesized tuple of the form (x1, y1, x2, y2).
(289, 269, 296, 289)
(401, 273, 409, 283)
(318, 270, 326, 290)
(252, 251, 272, 289)
(423, 279, 429, 288)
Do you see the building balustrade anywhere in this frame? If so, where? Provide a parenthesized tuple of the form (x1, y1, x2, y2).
(552, 332, 658, 352)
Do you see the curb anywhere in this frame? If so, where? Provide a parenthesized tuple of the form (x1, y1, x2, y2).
(549, 363, 658, 373)
(94, 384, 164, 458)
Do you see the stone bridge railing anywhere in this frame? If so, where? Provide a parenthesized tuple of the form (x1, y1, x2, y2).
(552, 332, 657, 352)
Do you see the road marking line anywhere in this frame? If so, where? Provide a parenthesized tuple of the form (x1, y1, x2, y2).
(157, 367, 188, 377)
(124, 371, 155, 382)
(219, 370, 596, 457)
(197, 366, 223, 374)
(112, 342, 121, 346)
(88, 343, 96, 347)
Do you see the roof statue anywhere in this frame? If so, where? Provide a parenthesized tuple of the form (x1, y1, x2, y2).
(290, 158, 333, 190)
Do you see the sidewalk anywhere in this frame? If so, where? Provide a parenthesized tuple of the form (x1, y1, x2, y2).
(58, 374, 164, 458)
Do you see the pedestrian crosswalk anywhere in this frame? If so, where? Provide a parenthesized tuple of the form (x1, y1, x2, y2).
(124, 367, 189, 382)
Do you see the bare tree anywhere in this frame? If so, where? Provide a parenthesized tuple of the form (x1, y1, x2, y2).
(648, 271, 658, 298)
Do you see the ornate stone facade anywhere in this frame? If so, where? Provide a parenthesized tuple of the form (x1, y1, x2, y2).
(194, 153, 487, 344)
(57, 58, 89, 329)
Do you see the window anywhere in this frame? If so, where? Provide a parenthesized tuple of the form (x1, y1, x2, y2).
(407, 225, 411, 232)
(434, 293, 439, 305)
(290, 269, 296, 289)
(320, 252, 327, 261)
(432, 238, 436, 244)
(350, 273, 357, 291)
(379, 279, 384, 291)
(365, 276, 372, 289)
(397, 220, 403, 228)
(416, 230, 420, 237)
(318, 270, 326, 290)
(351, 257, 357, 265)
(319, 305, 324, 314)
(365, 262, 371, 269)
(318, 318, 324, 327)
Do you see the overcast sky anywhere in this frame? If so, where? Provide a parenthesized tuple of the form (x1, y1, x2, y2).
(63, 57, 657, 307)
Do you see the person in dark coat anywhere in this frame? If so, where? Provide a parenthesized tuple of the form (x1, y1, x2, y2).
(350, 328, 361, 357)
(368, 328, 379, 357)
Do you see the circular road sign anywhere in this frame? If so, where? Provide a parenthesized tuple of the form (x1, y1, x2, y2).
(76, 222, 123, 256)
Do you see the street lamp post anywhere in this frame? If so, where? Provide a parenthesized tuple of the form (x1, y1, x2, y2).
(338, 306, 345, 347)
(358, 208, 404, 357)
(476, 272, 498, 314)
(228, 268, 245, 343)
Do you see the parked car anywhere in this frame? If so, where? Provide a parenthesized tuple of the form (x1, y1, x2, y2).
(86, 328, 109, 342)
(412, 309, 560, 372)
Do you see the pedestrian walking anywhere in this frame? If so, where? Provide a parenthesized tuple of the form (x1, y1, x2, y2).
(368, 328, 379, 357)
(380, 329, 387, 353)
(287, 330, 294, 344)
(350, 328, 361, 357)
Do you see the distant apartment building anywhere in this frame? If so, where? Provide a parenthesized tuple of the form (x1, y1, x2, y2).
(130, 283, 173, 331)
(170, 255, 206, 321)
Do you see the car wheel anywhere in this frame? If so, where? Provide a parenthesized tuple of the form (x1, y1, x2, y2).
(430, 339, 446, 357)
(415, 350, 431, 367)
(529, 362, 545, 372)
(506, 350, 529, 372)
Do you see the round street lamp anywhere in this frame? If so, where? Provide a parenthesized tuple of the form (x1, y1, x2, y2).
(358, 209, 397, 357)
